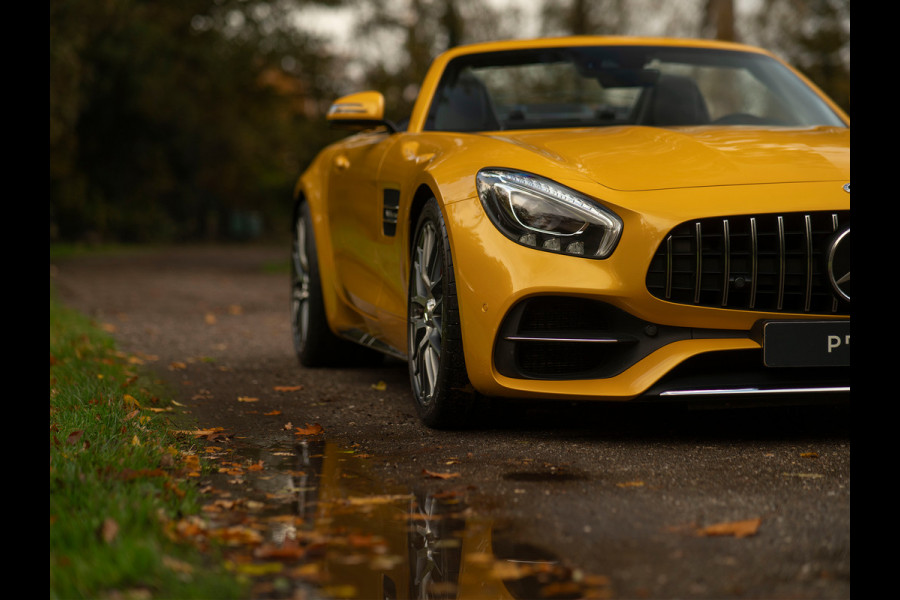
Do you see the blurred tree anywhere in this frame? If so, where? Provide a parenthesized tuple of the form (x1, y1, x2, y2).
(50, 0, 344, 243)
(348, 0, 523, 124)
(749, 0, 849, 115)
(539, 0, 630, 36)
(703, 0, 736, 41)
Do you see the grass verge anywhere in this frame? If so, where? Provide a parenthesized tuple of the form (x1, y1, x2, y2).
(49, 291, 248, 599)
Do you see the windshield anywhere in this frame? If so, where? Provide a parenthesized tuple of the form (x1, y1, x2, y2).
(425, 46, 846, 132)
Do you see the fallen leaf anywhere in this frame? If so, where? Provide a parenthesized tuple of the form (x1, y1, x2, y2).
(210, 525, 264, 546)
(255, 539, 306, 560)
(99, 518, 119, 543)
(294, 423, 324, 436)
(66, 430, 84, 446)
(169, 362, 187, 370)
(697, 517, 761, 538)
(205, 313, 216, 325)
(231, 561, 283, 576)
(422, 469, 460, 480)
(237, 396, 259, 403)
(616, 481, 645, 488)
(371, 381, 387, 391)
(162, 555, 194, 574)
(274, 385, 303, 392)
(265, 410, 282, 416)
(800, 452, 819, 458)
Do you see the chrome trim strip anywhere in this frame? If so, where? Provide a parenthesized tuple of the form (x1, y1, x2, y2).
(660, 386, 850, 397)
(721, 219, 730, 307)
(505, 335, 623, 343)
(749, 217, 758, 309)
(831, 213, 839, 313)
(339, 328, 407, 360)
(776, 215, 785, 310)
(804, 214, 812, 312)
(694, 221, 702, 304)
(665, 235, 673, 299)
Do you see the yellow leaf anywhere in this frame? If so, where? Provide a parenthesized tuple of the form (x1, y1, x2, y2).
(697, 517, 761, 538)
(237, 396, 259, 403)
(131, 435, 141, 446)
(274, 385, 303, 392)
(371, 381, 387, 391)
(204, 313, 216, 325)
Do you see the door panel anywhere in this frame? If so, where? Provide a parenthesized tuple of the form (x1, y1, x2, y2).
(327, 132, 397, 320)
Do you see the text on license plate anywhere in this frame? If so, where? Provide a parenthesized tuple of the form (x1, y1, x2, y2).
(762, 321, 850, 368)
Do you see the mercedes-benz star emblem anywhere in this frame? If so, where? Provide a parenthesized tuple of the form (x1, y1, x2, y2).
(827, 227, 850, 302)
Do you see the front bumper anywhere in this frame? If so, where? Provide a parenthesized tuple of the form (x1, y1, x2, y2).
(443, 182, 849, 401)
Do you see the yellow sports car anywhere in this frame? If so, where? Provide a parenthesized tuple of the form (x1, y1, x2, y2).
(291, 36, 850, 428)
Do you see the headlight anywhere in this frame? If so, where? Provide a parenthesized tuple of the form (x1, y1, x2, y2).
(476, 169, 622, 258)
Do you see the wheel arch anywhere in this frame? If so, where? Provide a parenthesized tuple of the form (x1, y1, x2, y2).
(407, 183, 440, 258)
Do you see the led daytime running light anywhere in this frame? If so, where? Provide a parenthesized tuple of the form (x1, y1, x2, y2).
(495, 171, 611, 225)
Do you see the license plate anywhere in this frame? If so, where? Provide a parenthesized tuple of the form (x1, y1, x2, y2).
(762, 321, 850, 367)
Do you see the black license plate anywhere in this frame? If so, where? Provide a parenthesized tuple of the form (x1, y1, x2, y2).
(762, 321, 850, 367)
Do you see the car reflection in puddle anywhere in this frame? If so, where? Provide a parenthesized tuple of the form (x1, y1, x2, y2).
(197, 438, 611, 599)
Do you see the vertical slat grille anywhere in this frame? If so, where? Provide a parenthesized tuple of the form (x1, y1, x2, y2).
(646, 212, 850, 315)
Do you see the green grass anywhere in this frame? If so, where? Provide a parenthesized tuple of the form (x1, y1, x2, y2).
(50, 291, 248, 600)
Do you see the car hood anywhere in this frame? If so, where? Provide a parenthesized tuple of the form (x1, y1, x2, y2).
(485, 126, 849, 191)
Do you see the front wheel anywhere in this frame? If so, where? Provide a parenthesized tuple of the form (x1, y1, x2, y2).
(407, 199, 474, 428)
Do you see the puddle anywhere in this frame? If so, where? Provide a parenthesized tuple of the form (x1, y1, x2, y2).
(191, 437, 612, 599)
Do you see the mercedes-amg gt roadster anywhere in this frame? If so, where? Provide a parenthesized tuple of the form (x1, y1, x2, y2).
(290, 36, 850, 428)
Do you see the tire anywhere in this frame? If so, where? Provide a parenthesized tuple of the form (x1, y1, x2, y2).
(407, 199, 474, 428)
(291, 202, 381, 367)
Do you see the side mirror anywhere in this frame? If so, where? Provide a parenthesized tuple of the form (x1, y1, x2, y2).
(326, 91, 397, 133)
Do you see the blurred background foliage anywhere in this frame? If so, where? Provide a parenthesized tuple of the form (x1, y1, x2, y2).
(49, 0, 849, 244)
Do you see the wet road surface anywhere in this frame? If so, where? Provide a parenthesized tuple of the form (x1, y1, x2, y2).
(52, 245, 850, 599)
